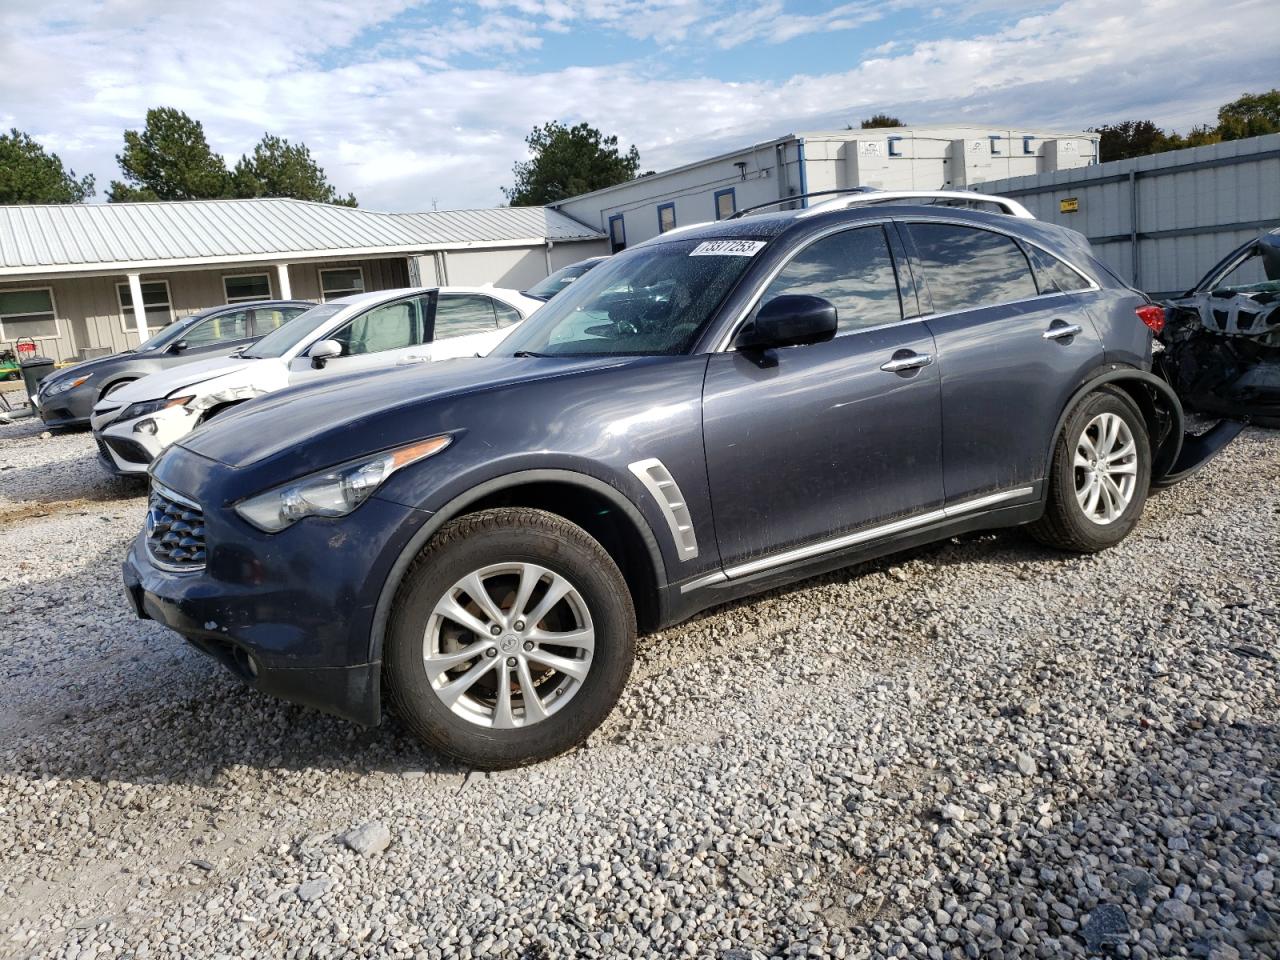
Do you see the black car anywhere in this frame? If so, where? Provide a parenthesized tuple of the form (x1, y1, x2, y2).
(33, 300, 312, 428)
(124, 201, 1232, 768)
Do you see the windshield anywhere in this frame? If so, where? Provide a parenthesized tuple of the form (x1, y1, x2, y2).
(500, 239, 759, 357)
(241, 304, 342, 358)
(524, 259, 603, 300)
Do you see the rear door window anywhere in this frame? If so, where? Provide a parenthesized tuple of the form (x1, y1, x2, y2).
(907, 223, 1039, 313)
(432, 294, 500, 339)
(750, 224, 903, 335)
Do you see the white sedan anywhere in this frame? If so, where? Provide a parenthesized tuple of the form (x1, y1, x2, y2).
(91, 285, 540, 476)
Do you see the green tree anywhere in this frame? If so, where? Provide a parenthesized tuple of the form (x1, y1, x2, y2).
(860, 113, 903, 129)
(0, 129, 95, 203)
(108, 107, 229, 202)
(231, 134, 356, 206)
(1089, 120, 1181, 163)
(503, 121, 641, 205)
(1216, 89, 1280, 141)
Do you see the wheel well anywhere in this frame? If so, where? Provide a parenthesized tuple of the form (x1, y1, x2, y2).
(457, 482, 661, 632)
(197, 400, 243, 425)
(99, 377, 136, 400)
(1103, 379, 1180, 476)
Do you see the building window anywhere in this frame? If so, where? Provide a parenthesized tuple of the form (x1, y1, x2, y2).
(117, 280, 174, 335)
(657, 202, 677, 234)
(714, 188, 736, 221)
(608, 214, 626, 254)
(0, 287, 59, 340)
(319, 267, 365, 301)
(223, 273, 272, 303)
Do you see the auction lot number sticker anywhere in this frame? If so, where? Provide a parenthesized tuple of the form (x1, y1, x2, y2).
(690, 240, 768, 257)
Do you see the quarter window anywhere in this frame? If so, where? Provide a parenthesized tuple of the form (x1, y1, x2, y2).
(907, 223, 1038, 313)
(329, 296, 426, 356)
(117, 280, 174, 335)
(658, 203, 677, 234)
(493, 300, 524, 328)
(319, 267, 365, 301)
(223, 273, 272, 303)
(433, 295, 499, 339)
(751, 225, 903, 335)
(1025, 245, 1092, 294)
(0, 287, 58, 339)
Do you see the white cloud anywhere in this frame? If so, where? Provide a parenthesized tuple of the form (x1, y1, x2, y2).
(0, 0, 1276, 212)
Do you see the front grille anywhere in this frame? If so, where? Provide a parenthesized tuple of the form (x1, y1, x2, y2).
(147, 485, 206, 571)
(103, 435, 154, 465)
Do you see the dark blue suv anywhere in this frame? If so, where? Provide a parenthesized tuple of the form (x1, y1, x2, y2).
(123, 203, 1229, 767)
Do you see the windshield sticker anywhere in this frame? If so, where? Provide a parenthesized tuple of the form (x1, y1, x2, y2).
(690, 240, 767, 257)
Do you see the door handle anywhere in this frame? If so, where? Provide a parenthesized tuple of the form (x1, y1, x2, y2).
(396, 355, 429, 365)
(1042, 322, 1083, 340)
(880, 352, 934, 373)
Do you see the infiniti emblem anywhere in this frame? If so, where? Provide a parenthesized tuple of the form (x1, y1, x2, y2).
(145, 508, 158, 539)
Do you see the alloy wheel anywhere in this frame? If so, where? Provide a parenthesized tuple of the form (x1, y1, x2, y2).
(1073, 412, 1138, 525)
(423, 562, 595, 729)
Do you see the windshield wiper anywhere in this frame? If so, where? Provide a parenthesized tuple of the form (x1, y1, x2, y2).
(512, 350, 549, 358)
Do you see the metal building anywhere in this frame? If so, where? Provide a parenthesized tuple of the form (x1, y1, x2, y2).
(550, 125, 1098, 251)
(0, 199, 607, 362)
(977, 133, 1280, 296)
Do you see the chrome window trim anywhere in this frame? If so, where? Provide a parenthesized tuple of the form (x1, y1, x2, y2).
(712, 218, 895, 353)
(680, 485, 1035, 593)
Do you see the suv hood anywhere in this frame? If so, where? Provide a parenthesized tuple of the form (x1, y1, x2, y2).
(100, 355, 259, 406)
(178, 355, 643, 469)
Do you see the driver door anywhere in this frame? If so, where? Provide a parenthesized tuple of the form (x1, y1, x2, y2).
(172, 308, 255, 358)
(702, 224, 944, 568)
(288, 293, 430, 385)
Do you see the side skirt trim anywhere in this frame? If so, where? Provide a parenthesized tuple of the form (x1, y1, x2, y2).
(681, 485, 1035, 593)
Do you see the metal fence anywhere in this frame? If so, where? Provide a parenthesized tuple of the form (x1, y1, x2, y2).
(977, 134, 1280, 297)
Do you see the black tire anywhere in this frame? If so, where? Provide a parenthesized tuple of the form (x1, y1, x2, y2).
(1030, 386, 1151, 552)
(384, 507, 636, 769)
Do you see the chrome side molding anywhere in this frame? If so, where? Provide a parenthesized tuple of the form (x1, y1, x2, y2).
(680, 485, 1035, 592)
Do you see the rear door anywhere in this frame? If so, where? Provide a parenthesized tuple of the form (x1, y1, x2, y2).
(902, 220, 1104, 503)
(702, 223, 944, 569)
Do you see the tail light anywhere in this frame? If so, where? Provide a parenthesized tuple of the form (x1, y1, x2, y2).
(1136, 304, 1165, 334)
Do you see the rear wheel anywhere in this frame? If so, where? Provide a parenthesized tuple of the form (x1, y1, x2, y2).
(1030, 387, 1151, 552)
(384, 508, 636, 768)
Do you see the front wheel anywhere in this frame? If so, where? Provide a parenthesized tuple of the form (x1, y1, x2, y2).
(1030, 387, 1151, 552)
(384, 508, 636, 768)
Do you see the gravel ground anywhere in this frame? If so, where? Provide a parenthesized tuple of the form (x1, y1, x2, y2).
(0, 420, 1276, 960)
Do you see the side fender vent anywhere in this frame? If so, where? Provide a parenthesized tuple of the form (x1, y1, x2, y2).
(628, 458, 699, 561)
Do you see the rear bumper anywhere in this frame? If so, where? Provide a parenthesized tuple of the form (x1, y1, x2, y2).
(123, 542, 382, 726)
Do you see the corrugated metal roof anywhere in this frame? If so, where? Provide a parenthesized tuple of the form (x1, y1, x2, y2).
(0, 198, 602, 273)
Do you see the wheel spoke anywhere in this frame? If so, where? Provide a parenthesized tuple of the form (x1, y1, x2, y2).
(510, 563, 545, 624)
(1109, 459, 1138, 475)
(460, 572, 506, 627)
(525, 648, 591, 681)
(527, 625, 595, 652)
(1078, 433, 1098, 459)
(1102, 474, 1126, 517)
(1073, 452, 1092, 470)
(424, 642, 492, 672)
(436, 596, 493, 640)
(1106, 442, 1135, 463)
(492, 661, 515, 729)
(525, 574, 572, 629)
(434, 654, 499, 707)
(515, 658, 548, 723)
(1083, 481, 1101, 517)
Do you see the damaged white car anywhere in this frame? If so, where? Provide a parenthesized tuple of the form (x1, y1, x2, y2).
(91, 286, 540, 476)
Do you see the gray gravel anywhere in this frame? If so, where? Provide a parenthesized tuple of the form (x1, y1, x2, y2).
(0, 420, 1276, 959)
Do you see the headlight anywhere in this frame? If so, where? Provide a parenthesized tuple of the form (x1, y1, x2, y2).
(119, 395, 195, 421)
(234, 435, 453, 532)
(46, 374, 92, 396)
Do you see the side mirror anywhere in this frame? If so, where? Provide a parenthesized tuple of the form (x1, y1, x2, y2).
(309, 339, 343, 369)
(169, 340, 189, 353)
(735, 294, 838, 351)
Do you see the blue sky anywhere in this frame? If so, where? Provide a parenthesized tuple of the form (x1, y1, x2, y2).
(1, 0, 1276, 211)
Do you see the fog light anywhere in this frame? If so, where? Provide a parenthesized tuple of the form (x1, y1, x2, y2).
(135, 419, 158, 435)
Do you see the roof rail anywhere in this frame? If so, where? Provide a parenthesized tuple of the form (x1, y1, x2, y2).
(729, 188, 1035, 221)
